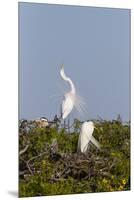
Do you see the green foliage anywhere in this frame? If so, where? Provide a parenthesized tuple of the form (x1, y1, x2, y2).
(19, 119, 130, 197)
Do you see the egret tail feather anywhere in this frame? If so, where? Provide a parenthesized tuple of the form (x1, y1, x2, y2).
(90, 136, 100, 149)
(74, 94, 87, 115)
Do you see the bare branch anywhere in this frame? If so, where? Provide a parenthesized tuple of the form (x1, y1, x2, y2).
(19, 145, 29, 155)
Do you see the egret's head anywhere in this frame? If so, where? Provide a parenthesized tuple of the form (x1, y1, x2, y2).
(85, 121, 98, 130)
(60, 64, 65, 79)
(87, 121, 94, 126)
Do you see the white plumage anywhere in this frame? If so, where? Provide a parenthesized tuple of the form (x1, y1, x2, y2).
(60, 65, 86, 120)
(60, 65, 76, 120)
(78, 121, 100, 153)
(61, 93, 75, 119)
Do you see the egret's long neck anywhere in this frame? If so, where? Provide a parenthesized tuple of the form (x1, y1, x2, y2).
(60, 67, 76, 94)
(67, 78, 76, 94)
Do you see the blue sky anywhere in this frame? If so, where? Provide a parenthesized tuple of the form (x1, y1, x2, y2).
(19, 3, 130, 121)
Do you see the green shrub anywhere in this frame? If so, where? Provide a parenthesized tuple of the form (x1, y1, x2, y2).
(19, 119, 130, 197)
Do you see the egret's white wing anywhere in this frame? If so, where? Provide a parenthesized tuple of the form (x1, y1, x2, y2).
(61, 96, 74, 119)
(78, 121, 101, 153)
(77, 134, 89, 153)
(90, 136, 100, 149)
(77, 129, 92, 153)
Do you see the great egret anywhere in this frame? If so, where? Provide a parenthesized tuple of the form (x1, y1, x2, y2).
(60, 65, 86, 120)
(77, 121, 100, 153)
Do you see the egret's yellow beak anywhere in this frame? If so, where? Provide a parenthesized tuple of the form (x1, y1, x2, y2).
(94, 126, 98, 130)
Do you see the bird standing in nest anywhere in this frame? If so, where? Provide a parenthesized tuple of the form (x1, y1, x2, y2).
(77, 121, 100, 153)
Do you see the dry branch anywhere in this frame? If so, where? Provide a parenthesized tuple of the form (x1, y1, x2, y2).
(19, 145, 29, 155)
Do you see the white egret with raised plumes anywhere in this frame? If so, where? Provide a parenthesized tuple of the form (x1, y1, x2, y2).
(77, 121, 100, 153)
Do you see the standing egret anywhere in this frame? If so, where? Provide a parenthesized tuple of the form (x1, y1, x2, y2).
(60, 65, 86, 120)
(77, 121, 100, 153)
